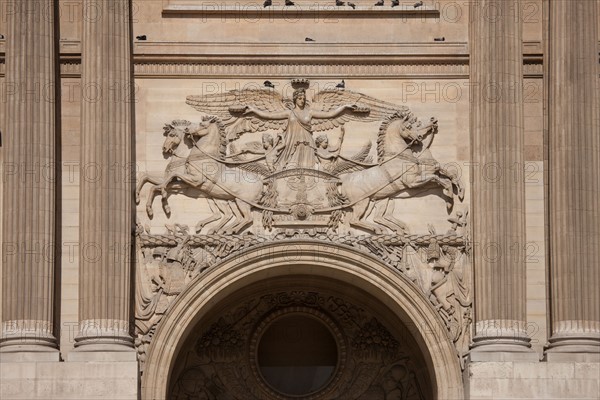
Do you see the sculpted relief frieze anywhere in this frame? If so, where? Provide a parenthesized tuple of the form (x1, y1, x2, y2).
(135, 79, 472, 369)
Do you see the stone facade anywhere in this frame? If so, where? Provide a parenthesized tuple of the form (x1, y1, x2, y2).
(1, 1, 599, 399)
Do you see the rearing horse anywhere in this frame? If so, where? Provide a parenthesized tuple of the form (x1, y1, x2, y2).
(340, 113, 464, 234)
(144, 117, 264, 235)
(136, 120, 237, 234)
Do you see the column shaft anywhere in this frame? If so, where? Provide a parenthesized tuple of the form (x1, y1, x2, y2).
(547, 0, 600, 353)
(1, 0, 58, 353)
(76, 0, 134, 350)
(469, 0, 531, 352)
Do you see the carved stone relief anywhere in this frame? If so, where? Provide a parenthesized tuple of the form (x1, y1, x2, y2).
(135, 78, 472, 372)
(167, 290, 431, 400)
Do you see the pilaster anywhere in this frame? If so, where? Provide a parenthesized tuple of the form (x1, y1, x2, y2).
(75, 0, 135, 354)
(469, 0, 533, 354)
(0, 0, 59, 359)
(546, 0, 600, 357)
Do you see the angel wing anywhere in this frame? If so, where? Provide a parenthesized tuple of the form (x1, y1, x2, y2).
(235, 160, 272, 177)
(227, 141, 264, 161)
(328, 142, 376, 175)
(349, 141, 373, 163)
(225, 143, 272, 177)
(310, 89, 409, 132)
(186, 89, 290, 140)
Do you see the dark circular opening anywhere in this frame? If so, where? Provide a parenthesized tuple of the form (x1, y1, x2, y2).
(257, 314, 338, 396)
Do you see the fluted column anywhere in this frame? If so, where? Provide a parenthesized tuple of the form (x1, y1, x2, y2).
(1, 0, 59, 356)
(469, 0, 532, 353)
(75, 0, 134, 351)
(546, 0, 600, 354)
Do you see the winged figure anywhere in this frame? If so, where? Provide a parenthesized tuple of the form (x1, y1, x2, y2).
(186, 86, 408, 171)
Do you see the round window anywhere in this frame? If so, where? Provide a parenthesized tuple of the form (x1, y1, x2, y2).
(257, 314, 338, 396)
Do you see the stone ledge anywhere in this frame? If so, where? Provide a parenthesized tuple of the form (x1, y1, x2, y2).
(0, 350, 60, 363)
(466, 361, 600, 399)
(0, 361, 139, 400)
(545, 352, 600, 363)
(66, 350, 137, 362)
(468, 351, 541, 363)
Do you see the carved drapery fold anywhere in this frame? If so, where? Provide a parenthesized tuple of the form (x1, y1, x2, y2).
(76, 0, 135, 350)
(0, 0, 58, 354)
(469, 0, 532, 352)
(546, 0, 600, 354)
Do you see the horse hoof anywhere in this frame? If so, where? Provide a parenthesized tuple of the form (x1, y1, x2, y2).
(135, 194, 141, 204)
(146, 207, 154, 218)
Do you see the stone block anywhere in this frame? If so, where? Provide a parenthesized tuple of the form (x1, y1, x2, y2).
(513, 362, 547, 379)
(574, 362, 600, 380)
(469, 362, 515, 379)
(468, 377, 494, 398)
(0, 360, 139, 399)
(546, 362, 575, 379)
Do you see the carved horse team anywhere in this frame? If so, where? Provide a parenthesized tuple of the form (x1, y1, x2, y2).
(136, 85, 464, 235)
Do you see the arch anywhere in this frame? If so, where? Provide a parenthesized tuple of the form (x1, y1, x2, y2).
(141, 241, 464, 399)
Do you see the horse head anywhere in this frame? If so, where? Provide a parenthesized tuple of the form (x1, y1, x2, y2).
(186, 116, 227, 158)
(396, 116, 439, 148)
(377, 113, 439, 162)
(162, 120, 192, 155)
(188, 116, 220, 137)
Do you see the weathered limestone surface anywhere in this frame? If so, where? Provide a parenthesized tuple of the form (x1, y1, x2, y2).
(0, 0, 58, 355)
(465, 361, 600, 399)
(75, 0, 135, 352)
(469, 0, 532, 353)
(546, 0, 600, 355)
(0, 361, 138, 399)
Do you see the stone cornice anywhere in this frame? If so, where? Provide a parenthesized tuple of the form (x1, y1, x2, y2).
(133, 41, 469, 57)
(2, 39, 595, 79)
(161, 3, 440, 18)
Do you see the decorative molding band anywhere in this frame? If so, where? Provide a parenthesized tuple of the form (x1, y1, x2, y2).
(133, 61, 469, 78)
(60, 61, 80, 78)
(48, 60, 553, 79)
(523, 63, 543, 78)
(162, 4, 440, 18)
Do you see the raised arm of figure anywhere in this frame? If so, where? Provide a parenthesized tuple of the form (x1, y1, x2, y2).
(311, 104, 357, 119)
(244, 105, 289, 120)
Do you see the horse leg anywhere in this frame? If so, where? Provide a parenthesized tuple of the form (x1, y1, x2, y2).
(145, 184, 163, 218)
(216, 201, 242, 234)
(373, 198, 409, 235)
(136, 174, 162, 204)
(427, 175, 454, 209)
(372, 199, 398, 233)
(439, 168, 465, 200)
(225, 199, 253, 234)
(348, 198, 384, 234)
(195, 199, 222, 234)
(405, 173, 454, 209)
(208, 200, 236, 235)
